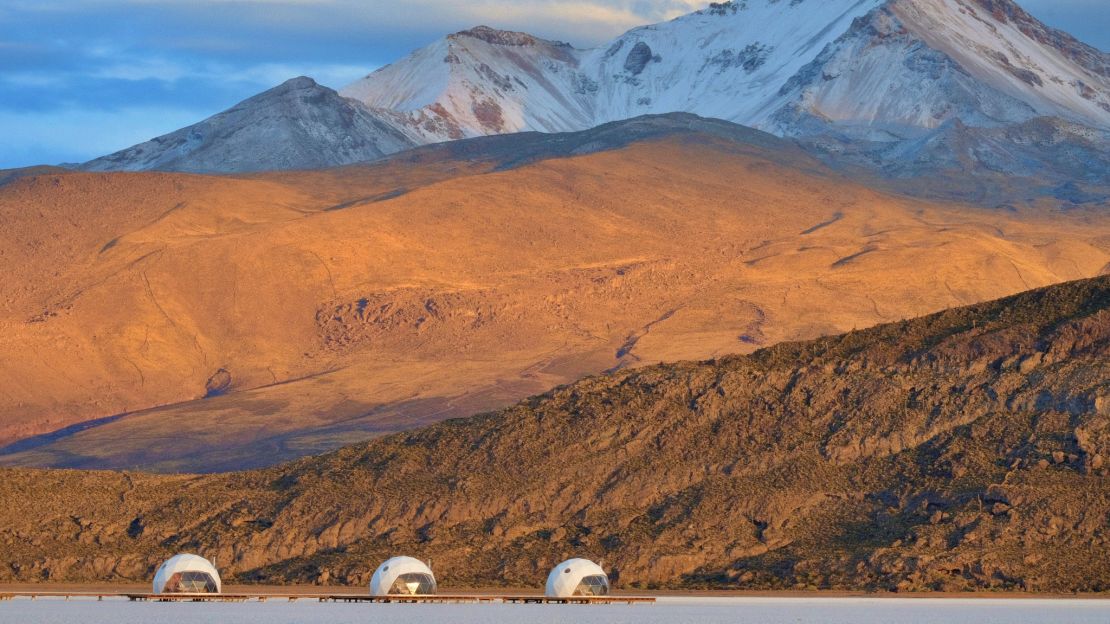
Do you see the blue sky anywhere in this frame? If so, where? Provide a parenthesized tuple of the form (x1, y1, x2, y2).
(0, 0, 1105, 169)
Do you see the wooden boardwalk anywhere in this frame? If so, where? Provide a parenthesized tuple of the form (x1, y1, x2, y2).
(0, 592, 118, 601)
(0, 591, 654, 605)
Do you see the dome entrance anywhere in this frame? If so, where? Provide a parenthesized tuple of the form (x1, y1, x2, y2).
(162, 570, 219, 593)
(574, 574, 609, 596)
(390, 572, 437, 595)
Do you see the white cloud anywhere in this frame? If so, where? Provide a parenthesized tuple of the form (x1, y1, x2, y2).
(3, 0, 709, 46)
(0, 72, 68, 88)
(0, 106, 206, 167)
(92, 57, 190, 81)
(3, 51, 371, 91)
(233, 62, 371, 89)
(90, 57, 369, 89)
(330, 0, 708, 45)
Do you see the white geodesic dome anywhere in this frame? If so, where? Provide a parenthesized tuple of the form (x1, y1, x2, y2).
(152, 553, 221, 594)
(369, 556, 438, 596)
(545, 558, 609, 597)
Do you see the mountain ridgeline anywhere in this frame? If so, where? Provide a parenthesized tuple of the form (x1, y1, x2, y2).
(1, 276, 1107, 592)
(78, 0, 1110, 206)
(82, 77, 416, 173)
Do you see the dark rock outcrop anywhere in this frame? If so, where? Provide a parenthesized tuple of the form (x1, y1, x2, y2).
(624, 42, 654, 75)
(203, 369, 232, 398)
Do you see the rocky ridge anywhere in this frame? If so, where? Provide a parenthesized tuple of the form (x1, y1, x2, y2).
(1, 276, 1107, 592)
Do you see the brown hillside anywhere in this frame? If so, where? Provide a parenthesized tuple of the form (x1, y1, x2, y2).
(1, 118, 1109, 471)
(0, 276, 1107, 592)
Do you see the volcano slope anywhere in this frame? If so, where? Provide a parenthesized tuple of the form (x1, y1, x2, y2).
(0, 276, 1107, 591)
(2, 115, 1109, 472)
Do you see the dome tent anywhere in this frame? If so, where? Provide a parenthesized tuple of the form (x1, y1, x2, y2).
(545, 558, 609, 597)
(369, 556, 437, 596)
(152, 553, 221, 594)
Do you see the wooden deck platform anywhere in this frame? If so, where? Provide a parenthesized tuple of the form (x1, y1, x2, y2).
(0, 591, 654, 605)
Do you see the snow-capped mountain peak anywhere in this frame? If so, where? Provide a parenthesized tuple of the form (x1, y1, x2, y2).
(340, 25, 593, 141)
(340, 0, 1108, 143)
(897, 0, 1109, 123)
(581, 0, 886, 127)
